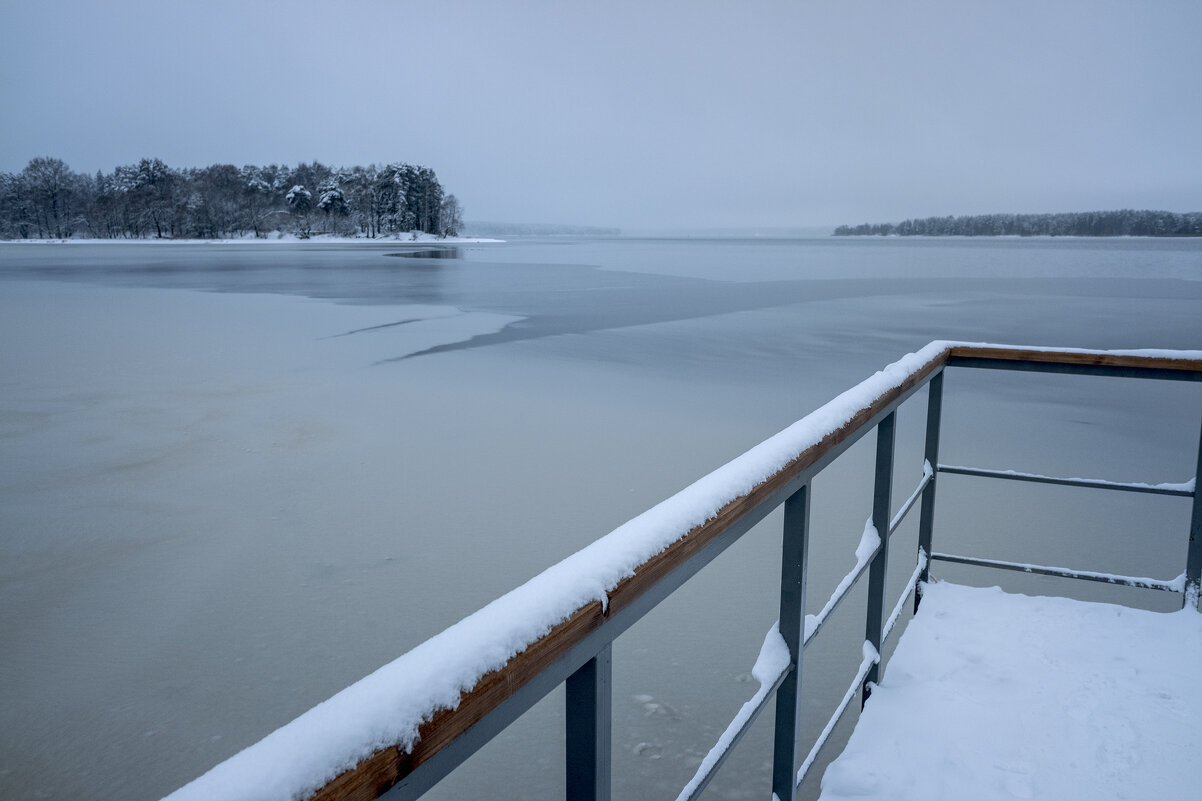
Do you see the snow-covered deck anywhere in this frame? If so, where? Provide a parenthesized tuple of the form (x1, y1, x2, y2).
(818, 582, 1202, 800)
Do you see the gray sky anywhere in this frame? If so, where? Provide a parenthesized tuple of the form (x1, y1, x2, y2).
(2, 0, 1199, 229)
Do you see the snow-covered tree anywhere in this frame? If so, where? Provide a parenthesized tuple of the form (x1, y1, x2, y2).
(286, 184, 313, 237)
(0, 157, 458, 240)
(286, 184, 311, 210)
(317, 178, 347, 217)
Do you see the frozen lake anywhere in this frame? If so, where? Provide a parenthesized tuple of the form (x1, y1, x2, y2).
(1, 237, 1200, 800)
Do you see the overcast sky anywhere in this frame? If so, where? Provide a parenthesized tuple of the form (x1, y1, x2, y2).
(2, 0, 1199, 230)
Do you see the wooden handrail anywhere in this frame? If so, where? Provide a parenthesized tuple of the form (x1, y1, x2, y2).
(947, 344, 1202, 375)
(308, 348, 953, 801)
(311, 344, 1202, 800)
(167, 344, 1201, 801)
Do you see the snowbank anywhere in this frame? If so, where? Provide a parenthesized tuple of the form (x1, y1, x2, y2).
(0, 233, 503, 245)
(819, 582, 1202, 800)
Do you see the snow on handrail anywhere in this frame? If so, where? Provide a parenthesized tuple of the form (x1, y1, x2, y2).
(161, 343, 1202, 801)
(946, 343, 1202, 374)
(164, 342, 954, 801)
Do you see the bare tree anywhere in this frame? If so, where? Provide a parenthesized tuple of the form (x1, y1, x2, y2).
(440, 194, 463, 237)
(21, 157, 77, 238)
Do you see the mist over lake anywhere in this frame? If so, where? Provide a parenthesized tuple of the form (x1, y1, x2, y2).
(1, 237, 1199, 800)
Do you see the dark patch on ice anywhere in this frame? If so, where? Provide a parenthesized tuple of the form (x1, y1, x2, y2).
(375, 274, 1202, 363)
(375, 277, 928, 363)
(385, 248, 462, 260)
(324, 318, 423, 338)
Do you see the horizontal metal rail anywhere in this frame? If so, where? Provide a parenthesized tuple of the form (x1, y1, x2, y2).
(929, 552, 1186, 592)
(937, 464, 1195, 497)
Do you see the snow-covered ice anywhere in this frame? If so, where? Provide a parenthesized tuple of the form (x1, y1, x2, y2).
(818, 582, 1202, 800)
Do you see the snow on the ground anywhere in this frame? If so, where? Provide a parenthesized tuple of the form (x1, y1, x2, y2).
(819, 582, 1202, 801)
(0, 232, 503, 244)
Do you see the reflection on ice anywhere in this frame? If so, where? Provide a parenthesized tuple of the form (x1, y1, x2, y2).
(387, 247, 463, 260)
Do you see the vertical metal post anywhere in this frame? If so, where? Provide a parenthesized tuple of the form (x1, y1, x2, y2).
(915, 370, 944, 612)
(1185, 412, 1202, 611)
(863, 412, 895, 705)
(771, 483, 811, 801)
(566, 645, 611, 801)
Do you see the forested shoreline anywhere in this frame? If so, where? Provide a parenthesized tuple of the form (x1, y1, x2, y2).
(834, 210, 1202, 237)
(0, 157, 463, 240)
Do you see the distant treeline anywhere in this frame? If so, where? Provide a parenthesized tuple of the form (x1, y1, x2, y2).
(464, 221, 621, 237)
(833, 210, 1202, 237)
(0, 157, 463, 240)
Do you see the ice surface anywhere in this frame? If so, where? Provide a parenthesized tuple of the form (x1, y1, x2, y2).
(818, 582, 1202, 800)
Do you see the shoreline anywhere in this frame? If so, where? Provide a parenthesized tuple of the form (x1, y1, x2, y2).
(0, 233, 504, 245)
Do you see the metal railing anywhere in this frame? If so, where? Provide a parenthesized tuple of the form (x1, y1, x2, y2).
(175, 345, 1202, 801)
